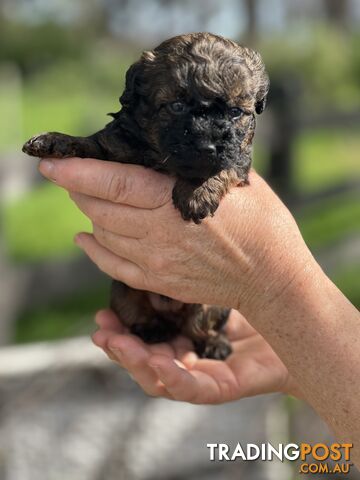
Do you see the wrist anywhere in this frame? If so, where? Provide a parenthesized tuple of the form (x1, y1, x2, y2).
(245, 254, 321, 328)
(233, 223, 318, 325)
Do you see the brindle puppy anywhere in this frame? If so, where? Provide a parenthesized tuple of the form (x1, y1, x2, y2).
(23, 32, 269, 360)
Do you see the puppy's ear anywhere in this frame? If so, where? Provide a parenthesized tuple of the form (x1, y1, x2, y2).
(120, 51, 155, 109)
(241, 47, 269, 115)
(255, 94, 267, 114)
(255, 72, 270, 115)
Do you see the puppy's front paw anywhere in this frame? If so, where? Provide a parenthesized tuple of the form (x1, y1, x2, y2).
(172, 181, 220, 224)
(178, 197, 220, 224)
(22, 132, 75, 158)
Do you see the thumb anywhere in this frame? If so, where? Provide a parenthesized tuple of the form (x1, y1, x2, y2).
(39, 157, 174, 208)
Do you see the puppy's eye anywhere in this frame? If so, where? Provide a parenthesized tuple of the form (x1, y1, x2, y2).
(228, 107, 244, 119)
(168, 101, 188, 114)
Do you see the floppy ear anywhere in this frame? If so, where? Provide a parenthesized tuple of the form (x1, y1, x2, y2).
(120, 50, 155, 110)
(241, 46, 269, 115)
(119, 61, 144, 109)
(255, 95, 267, 114)
(255, 71, 270, 115)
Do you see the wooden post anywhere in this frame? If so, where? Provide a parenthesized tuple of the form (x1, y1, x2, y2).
(266, 73, 301, 202)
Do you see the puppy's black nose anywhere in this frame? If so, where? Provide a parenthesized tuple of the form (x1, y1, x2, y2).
(197, 143, 217, 156)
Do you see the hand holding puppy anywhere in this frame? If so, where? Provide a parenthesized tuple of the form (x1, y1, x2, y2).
(39, 160, 311, 317)
(39, 158, 360, 465)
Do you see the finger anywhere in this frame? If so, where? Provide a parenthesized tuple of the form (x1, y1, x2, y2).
(69, 192, 150, 239)
(95, 309, 126, 332)
(170, 336, 198, 367)
(92, 224, 145, 266)
(106, 334, 171, 398)
(39, 158, 173, 208)
(227, 335, 288, 397)
(225, 310, 257, 341)
(93, 328, 164, 395)
(148, 355, 223, 404)
(75, 232, 146, 289)
(186, 358, 240, 401)
(92, 329, 121, 362)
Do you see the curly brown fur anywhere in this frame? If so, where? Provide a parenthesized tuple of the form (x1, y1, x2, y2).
(23, 32, 269, 359)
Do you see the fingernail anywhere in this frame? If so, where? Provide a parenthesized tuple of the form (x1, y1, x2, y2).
(173, 359, 186, 370)
(39, 160, 56, 181)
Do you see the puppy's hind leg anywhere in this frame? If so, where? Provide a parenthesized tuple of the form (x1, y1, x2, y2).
(194, 331, 232, 361)
(183, 306, 232, 360)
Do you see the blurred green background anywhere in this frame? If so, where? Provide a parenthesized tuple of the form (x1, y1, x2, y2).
(0, 0, 359, 346)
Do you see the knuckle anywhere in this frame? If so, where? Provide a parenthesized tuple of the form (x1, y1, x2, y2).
(156, 183, 172, 207)
(147, 253, 168, 274)
(112, 266, 123, 283)
(107, 173, 132, 203)
(88, 207, 103, 226)
(150, 224, 171, 244)
(113, 264, 127, 284)
(93, 224, 106, 243)
(217, 379, 237, 401)
(127, 356, 145, 370)
(114, 264, 144, 291)
(127, 277, 143, 291)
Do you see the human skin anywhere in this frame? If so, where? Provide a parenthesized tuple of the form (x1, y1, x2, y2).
(39, 158, 360, 467)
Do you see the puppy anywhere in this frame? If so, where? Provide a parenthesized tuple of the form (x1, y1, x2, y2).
(23, 32, 269, 360)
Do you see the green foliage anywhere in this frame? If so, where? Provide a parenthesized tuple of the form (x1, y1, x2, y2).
(259, 27, 360, 112)
(14, 285, 109, 343)
(1, 20, 359, 341)
(0, 49, 134, 150)
(0, 21, 89, 74)
(332, 266, 360, 309)
(21, 52, 131, 138)
(294, 128, 360, 193)
(2, 182, 91, 261)
(297, 193, 360, 250)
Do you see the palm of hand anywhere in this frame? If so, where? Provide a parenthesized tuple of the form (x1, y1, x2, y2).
(92, 309, 298, 403)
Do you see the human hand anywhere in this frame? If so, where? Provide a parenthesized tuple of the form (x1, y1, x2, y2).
(38, 158, 314, 319)
(92, 308, 301, 403)
(38, 158, 360, 461)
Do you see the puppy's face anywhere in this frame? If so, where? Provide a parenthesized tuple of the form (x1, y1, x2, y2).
(120, 33, 269, 179)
